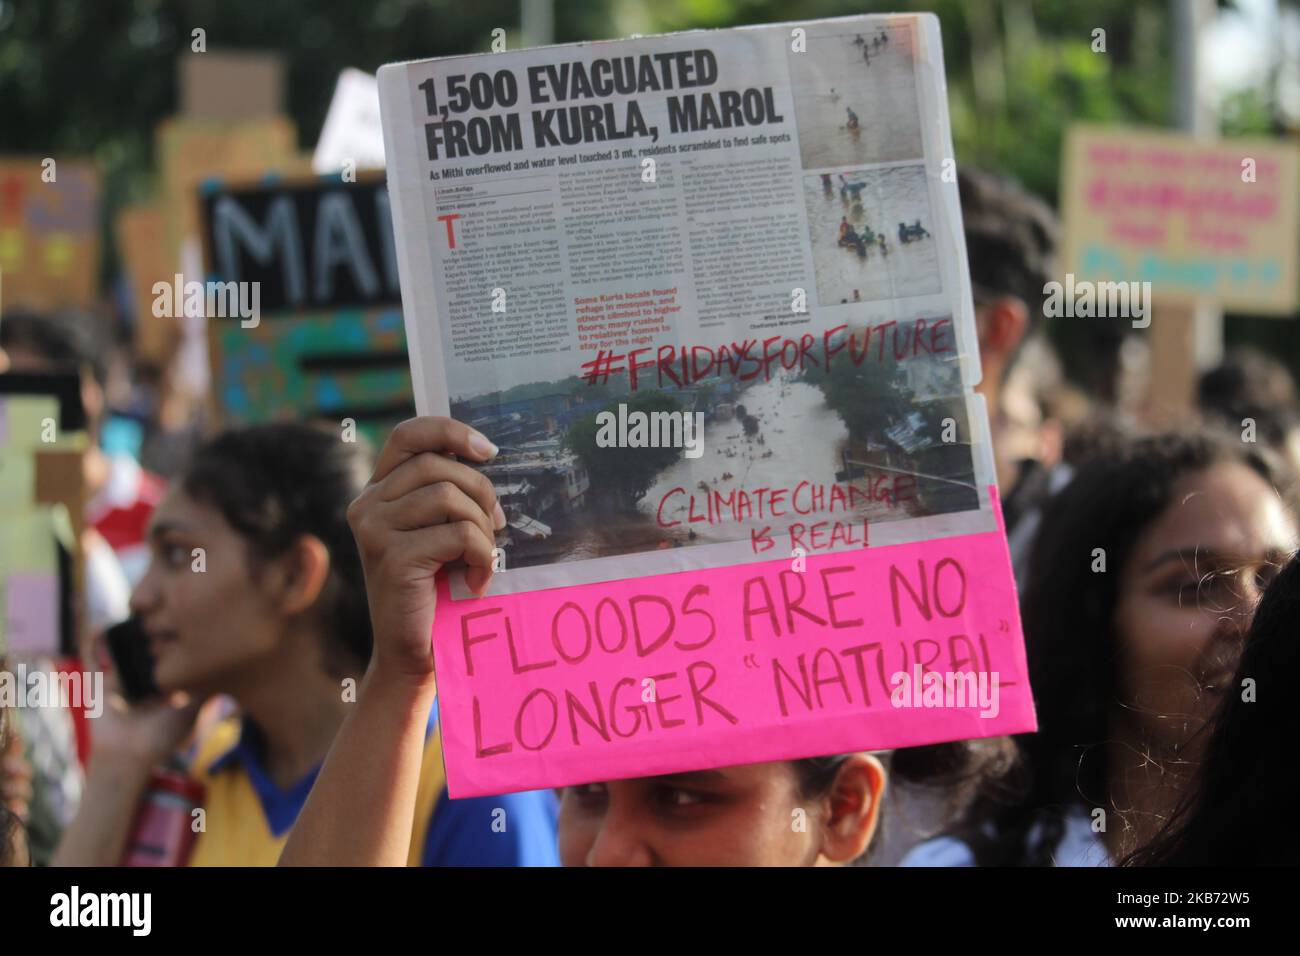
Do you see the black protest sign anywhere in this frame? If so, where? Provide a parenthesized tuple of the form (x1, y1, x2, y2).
(198, 172, 400, 313)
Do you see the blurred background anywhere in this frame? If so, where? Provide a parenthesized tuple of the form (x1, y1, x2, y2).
(3, 0, 1299, 386)
(2, 0, 1299, 871)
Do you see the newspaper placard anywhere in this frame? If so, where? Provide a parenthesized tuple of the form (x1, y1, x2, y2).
(380, 14, 1035, 797)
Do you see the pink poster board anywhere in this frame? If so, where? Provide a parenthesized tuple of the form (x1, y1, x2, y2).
(5, 571, 59, 659)
(431, 486, 1035, 798)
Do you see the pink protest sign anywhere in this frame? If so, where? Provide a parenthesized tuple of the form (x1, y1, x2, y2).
(431, 486, 1035, 798)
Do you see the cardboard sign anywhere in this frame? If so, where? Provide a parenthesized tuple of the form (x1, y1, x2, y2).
(0, 371, 87, 432)
(116, 203, 180, 365)
(379, 14, 1035, 796)
(154, 116, 307, 407)
(180, 50, 285, 122)
(0, 375, 88, 532)
(0, 158, 100, 311)
(1061, 124, 1300, 313)
(198, 173, 414, 436)
(313, 69, 387, 174)
(0, 387, 85, 659)
(156, 116, 303, 265)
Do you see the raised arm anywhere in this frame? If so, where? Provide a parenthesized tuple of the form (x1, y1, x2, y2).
(280, 417, 503, 866)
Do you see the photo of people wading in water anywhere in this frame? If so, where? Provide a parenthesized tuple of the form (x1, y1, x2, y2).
(789, 23, 923, 169)
(806, 165, 941, 305)
(450, 314, 979, 575)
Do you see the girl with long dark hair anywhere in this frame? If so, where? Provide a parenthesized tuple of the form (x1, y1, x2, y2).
(1124, 550, 1300, 866)
(906, 431, 1296, 865)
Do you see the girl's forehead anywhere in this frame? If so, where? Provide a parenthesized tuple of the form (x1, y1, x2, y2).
(149, 486, 227, 536)
(625, 762, 789, 788)
(1134, 465, 1295, 568)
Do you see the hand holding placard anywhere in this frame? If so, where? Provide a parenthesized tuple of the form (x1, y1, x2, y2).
(346, 417, 506, 684)
(375, 14, 1038, 800)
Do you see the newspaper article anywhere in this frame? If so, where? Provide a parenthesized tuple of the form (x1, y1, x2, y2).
(380, 14, 996, 598)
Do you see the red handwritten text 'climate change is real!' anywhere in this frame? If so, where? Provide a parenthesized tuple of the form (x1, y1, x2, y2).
(430, 492, 1036, 798)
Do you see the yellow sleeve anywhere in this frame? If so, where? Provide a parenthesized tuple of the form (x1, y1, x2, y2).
(406, 726, 447, 867)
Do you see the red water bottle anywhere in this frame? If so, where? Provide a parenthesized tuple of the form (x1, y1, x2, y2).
(120, 760, 206, 867)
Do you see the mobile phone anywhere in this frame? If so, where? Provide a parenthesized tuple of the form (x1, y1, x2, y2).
(104, 617, 159, 702)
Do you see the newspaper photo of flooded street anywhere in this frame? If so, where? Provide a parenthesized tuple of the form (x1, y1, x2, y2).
(787, 22, 923, 170)
(637, 372, 867, 547)
(453, 315, 979, 572)
(803, 164, 942, 305)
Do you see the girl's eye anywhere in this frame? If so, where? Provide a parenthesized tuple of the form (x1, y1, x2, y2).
(1168, 572, 1227, 606)
(568, 783, 607, 806)
(1167, 564, 1277, 610)
(161, 544, 190, 568)
(1168, 579, 1200, 606)
(659, 788, 705, 808)
(1254, 563, 1280, 594)
(1200, 571, 1255, 611)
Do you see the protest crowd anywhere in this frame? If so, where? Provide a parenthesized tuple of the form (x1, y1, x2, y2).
(2, 2, 1299, 881)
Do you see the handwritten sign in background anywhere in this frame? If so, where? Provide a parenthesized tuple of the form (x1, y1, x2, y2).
(1061, 124, 1300, 313)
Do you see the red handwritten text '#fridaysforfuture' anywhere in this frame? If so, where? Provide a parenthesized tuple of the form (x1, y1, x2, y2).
(578, 318, 956, 389)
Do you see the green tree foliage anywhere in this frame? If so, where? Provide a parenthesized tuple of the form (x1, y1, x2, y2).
(6, 1, 1295, 373)
(565, 389, 683, 508)
(0, 0, 619, 283)
(630, 0, 1299, 378)
(457, 375, 617, 408)
(628, 0, 1184, 203)
(802, 327, 908, 441)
